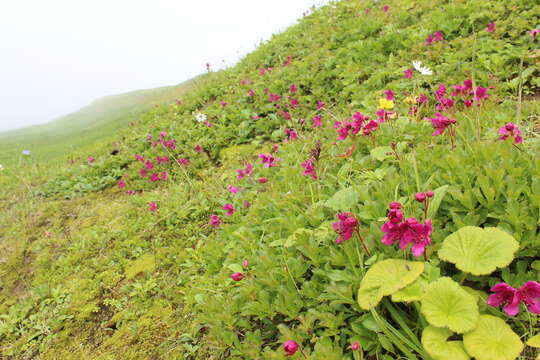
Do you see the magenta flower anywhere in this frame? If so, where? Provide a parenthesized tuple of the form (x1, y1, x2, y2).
(159, 131, 167, 138)
(518, 281, 540, 314)
(194, 144, 203, 153)
(290, 83, 297, 93)
(258, 177, 268, 183)
(156, 156, 169, 165)
(487, 283, 521, 316)
(231, 272, 244, 281)
(381, 221, 407, 246)
(351, 342, 361, 351)
(283, 341, 299, 356)
(159, 171, 168, 181)
(384, 89, 394, 101)
(282, 56, 293, 67)
(363, 119, 379, 135)
(268, 93, 281, 102)
(312, 115, 322, 128)
(389, 201, 402, 210)
(259, 153, 279, 168)
(134, 154, 144, 162)
(219, 100, 227, 107)
(417, 94, 428, 104)
(144, 160, 154, 170)
(415, 192, 427, 203)
(118, 179, 126, 188)
(531, 29, 540, 36)
(404, 68, 413, 79)
(316, 100, 325, 110)
(248, 89, 255, 97)
(284, 128, 298, 141)
(228, 185, 239, 194)
(126, 190, 136, 195)
(139, 168, 147, 177)
(383, 5, 389, 13)
(401, 218, 432, 257)
(209, 214, 221, 228)
(272, 144, 279, 153)
(498, 122, 523, 144)
(223, 204, 235, 216)
(429, 113, 456, 136)
(332, 212, 359, 244)
(177, 158, 190, 166)
(243, 201, 251, 208)
(301, 158, 317, 179)
(242, 259, 249, 268)
(487, 22, 495, 33)
(433, 31, 443, 42)
(87, 156, 95, 163)
(149, 173, 160, 182)
(475, 86, 489, 102)
(425, 34, 434, 46)
(149, 202, 157, 212)
(289, 98, 299, 108)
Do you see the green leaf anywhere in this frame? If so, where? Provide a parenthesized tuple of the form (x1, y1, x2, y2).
(421, 325, 470, 360)
(463, 315, 523, 360)
(421, 277, 479, 333)
(527, 333, 540, 348)
(358, 259, 424, 310)
(325, 187, 359, 212)
(438, 227, 519, 275)
(227, 264, 243, 273)
(370, 146, 393, 161)
(391, 277, 427, 303)
(427, 185, 449, 219)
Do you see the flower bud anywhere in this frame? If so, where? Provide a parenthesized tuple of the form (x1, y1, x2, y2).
(231, 272, 244, 281)
(242, 259, 249, 269)
(426, 190, 434, 198)
(389, 201, 402, 209)
(415, 192, 427, 203)
(283, 340, 299, 356)
(351, 341, 361, 351)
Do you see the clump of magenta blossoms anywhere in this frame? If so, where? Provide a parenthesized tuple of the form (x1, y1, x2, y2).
(223, 204, 235, 216)
(236, 163, 253, 180)
(284, 128, 299, 141)
(498, 122, 523, 144)
(449, 79, 490, 108)
(283, 341, 299, 356)
(333, 212, 359, 244)
(429, 113, 456, 136)
(209, 214, 221, 228)
(381, 202, 433, 257)
(259, 153, 279, 168)
(488, 281, 540, 316)
(425, 31, 444, 45)
(335, 112, 377, 140)
(301, 158, 317, 179)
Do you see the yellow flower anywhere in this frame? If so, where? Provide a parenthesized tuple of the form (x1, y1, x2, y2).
(405, 96, 417, 105)
(379, 98, 394, 109)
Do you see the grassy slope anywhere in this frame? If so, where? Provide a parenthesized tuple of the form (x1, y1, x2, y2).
(0, 77, 203, 165)
(0, 0, 539, 359)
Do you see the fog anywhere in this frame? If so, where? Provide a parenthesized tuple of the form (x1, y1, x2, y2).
(0, 0, 328, 132)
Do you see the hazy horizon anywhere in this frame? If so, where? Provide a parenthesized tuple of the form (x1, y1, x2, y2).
(0, 0, 328, 133)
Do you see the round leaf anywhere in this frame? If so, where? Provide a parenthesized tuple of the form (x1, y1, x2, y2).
(438, 226, 519, 275)
(421, 325, 470, 360)
(391, 277, 427, 303)
(463, 315, 523, 360)
(421, 277, 479, 333)
(358, 259, 424, 309)
(527, 333, 540, 348)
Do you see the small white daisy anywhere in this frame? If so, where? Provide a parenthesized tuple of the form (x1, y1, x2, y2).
(22, 149, 31, 155)
(412, 60, 433, 76)
(195, 112, 207, 123)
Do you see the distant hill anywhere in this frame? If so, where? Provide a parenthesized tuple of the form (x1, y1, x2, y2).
(0, 76, 203, 164)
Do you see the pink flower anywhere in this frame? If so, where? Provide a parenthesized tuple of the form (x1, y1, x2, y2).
(518, 281, 540, 314)
(228, 185, 239, 194)
(498, 122, 523, 144)
(475, 86, 489, 102)
(289, 98, 299, 108)
(118, 179, 126, 188)
(531, 29, 540, 36)
(258, 177, 268, 183)
(149, 201, 157, 212)
(284, 128, 298, 141)
(134, 154, 144, 162)
(283, 341, 299, 356)
(433, 31, 443, 42)
(384, 89, 394, 101)
(381, 221, 407, 246)
(426, 190, 434, 198)
(159, 171, 168, 181)
(272, 144, 279, 153)
(259, 153, 279, 168)
(383, 5, 389, 13)
(149, 173, 160, 182)
(429, 113, 456, 136)
(177, 158, 190, 166)
(144, 160, 154, 170)
(231, 272, 244, 281)
(487, 22, 495, 33)
(159, 131, 167, 138)
(126, 190, 136, 195)
(332, 212, 359, 244)
(219, 100, 227, 107)
(282, 56, 293, 67)
(401, 218, 432, 257)
(248, 89, 255, 97)
(194, 144, 203, 153)
(351, 342, 361, 351)
(268, 93, 281, 102)
(139, 168, 147, 177)
(487, 283, 521, 316)
(204, 121, 213, 128)
(316, 100, 325, 110)
(301, 158, 317, 179)
(389, 201, 402, 209)
(243, 201, 251, 208)
(242, 259, 249, 268)
(87, 156, 95, 163)
(209, 214, 221, 228)
(223, 203, 235, 216)
(417, 94, 428, 104)
(415, 192, 427, 203)
(156, 156, 169, 164)
(290, 83, 297, 93)
(363, 120, 379, 135)
(312, 115, 322, 128)
(425, 34, 434, 46)
(404, 69, 413, 79)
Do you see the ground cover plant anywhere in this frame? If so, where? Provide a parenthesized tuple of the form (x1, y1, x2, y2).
(0, 0, 539, 359)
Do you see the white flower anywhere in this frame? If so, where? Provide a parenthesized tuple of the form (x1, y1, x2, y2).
(22, 149, 31, 155)
(195, 113, 207, 123)
(0, 164, 3, 171)
(412, 60, 433, 76)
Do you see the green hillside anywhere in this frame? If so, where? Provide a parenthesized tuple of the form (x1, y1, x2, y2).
(0, 0, 539, 359)
(0, 77, 203, 165)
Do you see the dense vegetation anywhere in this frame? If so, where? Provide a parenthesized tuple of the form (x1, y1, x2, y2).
(1, 0, 539, 359)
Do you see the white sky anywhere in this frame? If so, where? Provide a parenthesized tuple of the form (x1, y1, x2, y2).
(0, 0, 328, 132)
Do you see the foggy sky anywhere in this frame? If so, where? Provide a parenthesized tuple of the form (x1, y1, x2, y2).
(0, 0, 328, 132)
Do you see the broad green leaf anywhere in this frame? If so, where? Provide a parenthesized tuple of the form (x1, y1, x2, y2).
(438, 227, 519, 275)
(427, 185, 449, 219)
(391, 277, 427, 303)
(358, 259, 424, 310)
(527, 333, 540, 348)
(325, 187, 359, 212)
(227, 264, 243, 273)
(421, 326, 470, 360)
(463, 315, 523, 360)
(370, 146, 393, 161)
(421, 277, 479, 333)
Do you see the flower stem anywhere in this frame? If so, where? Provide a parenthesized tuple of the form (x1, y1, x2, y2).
(355, 228, 372, 257)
